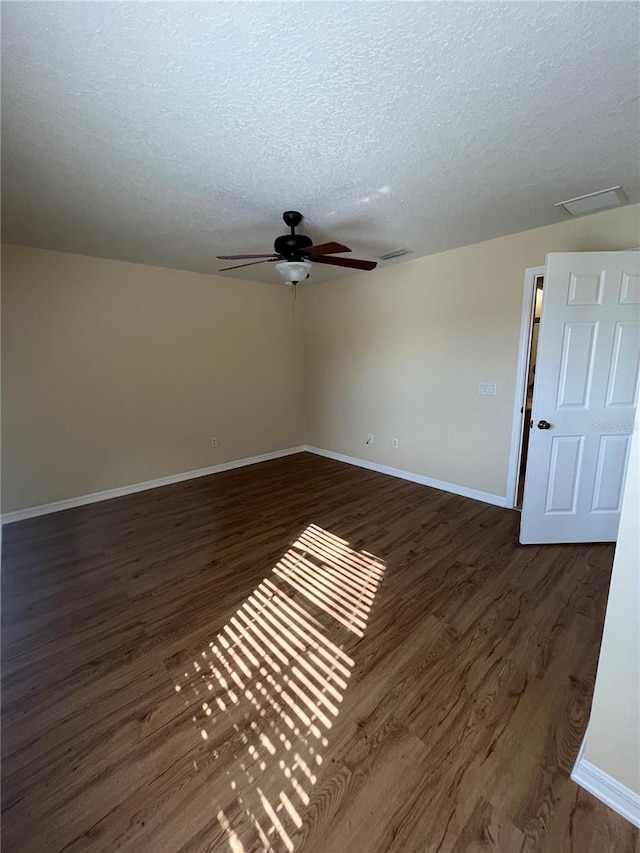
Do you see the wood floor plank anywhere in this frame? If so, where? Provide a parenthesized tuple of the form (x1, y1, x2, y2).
(294, 722, 431, 853)
(448, 798, 528, 853)
(2, 452, 636, 852)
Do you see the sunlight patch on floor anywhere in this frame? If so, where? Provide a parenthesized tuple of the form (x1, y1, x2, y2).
(173, 524, 386, 852)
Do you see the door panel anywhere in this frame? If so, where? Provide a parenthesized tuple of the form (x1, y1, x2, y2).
(605, 322, 640, 406)
(591, 434, 631, 513)
(556, 322, 598, 408)
(568, 271, 604, 305)
(545, 435, 583, 513)
(619, 272, 640, 304)
(520, 251, 639, 544)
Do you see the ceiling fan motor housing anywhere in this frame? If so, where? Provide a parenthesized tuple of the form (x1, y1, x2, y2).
(273, 232, 313, 259)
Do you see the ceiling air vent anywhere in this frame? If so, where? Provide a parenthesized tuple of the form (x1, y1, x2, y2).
(378, 248, 412, 261)
(555, 186, 627, 217)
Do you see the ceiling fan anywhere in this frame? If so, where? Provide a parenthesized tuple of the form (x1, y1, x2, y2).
(217, 211, 377, 285)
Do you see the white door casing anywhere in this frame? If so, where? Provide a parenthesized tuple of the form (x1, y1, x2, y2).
(520, 252, 640, 544)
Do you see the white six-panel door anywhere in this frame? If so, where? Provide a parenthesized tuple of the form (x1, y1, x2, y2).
(520, 252, 640, 544)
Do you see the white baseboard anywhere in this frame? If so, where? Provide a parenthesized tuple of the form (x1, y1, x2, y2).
(571, 735, 640, 828)
(1, 443, 509, 525)
(305, 446, 509, 508)
(1, 446, 307, 525)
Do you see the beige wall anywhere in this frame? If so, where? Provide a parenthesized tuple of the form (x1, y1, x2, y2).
(2, 204, 639, 513)
(1, 246, 305, 512)
(302, 204, 640, 498)
(582, 420, 639, 795)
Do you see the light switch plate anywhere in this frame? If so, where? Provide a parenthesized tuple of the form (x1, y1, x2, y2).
(478, 382, 497, 396)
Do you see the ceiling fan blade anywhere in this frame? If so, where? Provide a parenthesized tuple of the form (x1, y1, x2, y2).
(217, 253, 279, 260)
(303, 241, 351, 256)
(219, 259, 279, 271)
(310, 255, 377, 271)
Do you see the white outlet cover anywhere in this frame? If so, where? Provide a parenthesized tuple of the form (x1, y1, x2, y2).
(478, 382, 497, 396)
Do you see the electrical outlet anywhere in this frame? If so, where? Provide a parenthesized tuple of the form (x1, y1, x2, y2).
(366, 433, 374, 445)
(392, 437, 399, 449)
(210, 437, 218, 448)
(478, 382, 497, 396)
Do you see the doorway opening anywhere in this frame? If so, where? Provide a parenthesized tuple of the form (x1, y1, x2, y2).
(516, 274, 544, 507)
(506, 264, 546, 509)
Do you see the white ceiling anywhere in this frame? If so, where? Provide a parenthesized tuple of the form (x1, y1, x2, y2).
(2, 1, 639, 284)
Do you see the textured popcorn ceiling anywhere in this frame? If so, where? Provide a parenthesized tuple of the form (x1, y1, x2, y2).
(2, 1, 639, 283)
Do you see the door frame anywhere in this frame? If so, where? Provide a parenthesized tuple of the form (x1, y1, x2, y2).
(506, 264, 546, 508)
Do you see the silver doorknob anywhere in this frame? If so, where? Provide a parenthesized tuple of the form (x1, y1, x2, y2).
(537, 419, 551, 430)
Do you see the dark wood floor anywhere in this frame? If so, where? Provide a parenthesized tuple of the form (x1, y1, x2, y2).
(2, 452, 637, 852)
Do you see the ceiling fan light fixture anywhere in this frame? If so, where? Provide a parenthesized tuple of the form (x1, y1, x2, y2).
(275, 260, 312, 286)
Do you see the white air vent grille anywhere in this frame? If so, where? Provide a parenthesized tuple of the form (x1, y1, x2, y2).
(379, 248, 412, 261)
(555, 186, 627, 217)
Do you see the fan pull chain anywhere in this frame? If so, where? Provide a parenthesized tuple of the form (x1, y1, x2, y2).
(292, 282, 297, 319)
